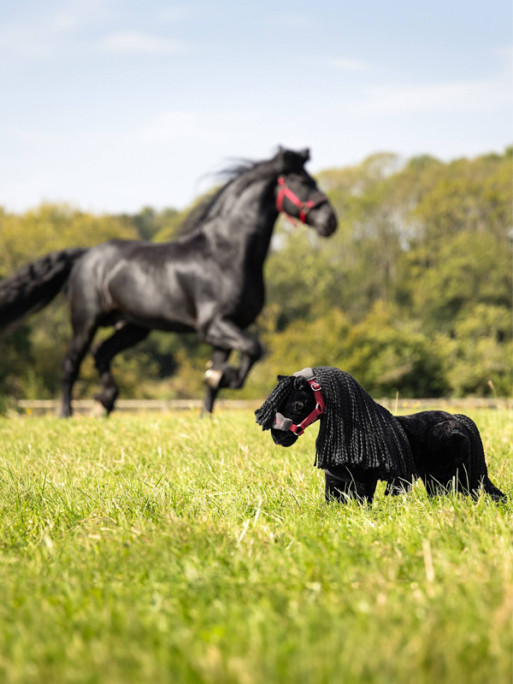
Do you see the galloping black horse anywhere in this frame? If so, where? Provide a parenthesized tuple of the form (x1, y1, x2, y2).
(0, 147, 337, 416)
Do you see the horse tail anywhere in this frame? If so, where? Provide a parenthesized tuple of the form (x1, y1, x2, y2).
(0, 248, 87, 330)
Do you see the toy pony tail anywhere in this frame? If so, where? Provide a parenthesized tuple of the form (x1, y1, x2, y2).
(255, 376, 295, 430)
(455, 414, 507, 502)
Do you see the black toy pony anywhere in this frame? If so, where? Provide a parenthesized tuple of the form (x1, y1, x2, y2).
(255, 366, 506, 504)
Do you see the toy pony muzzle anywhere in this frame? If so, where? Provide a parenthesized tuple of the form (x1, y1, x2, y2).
(272, 412, 294, 432)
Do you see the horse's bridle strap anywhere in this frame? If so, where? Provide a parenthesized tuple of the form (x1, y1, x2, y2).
(276, 176, 327, 224)
(272, 373, 325, 437)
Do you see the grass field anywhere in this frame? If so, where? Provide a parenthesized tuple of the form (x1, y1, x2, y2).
(0, 408, 511, 684)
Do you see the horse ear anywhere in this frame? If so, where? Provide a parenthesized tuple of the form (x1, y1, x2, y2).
(276, 148, 309, 173)
(277, 374, 288, 382)
(276, 147, 288, 172)
(300, 148, 310, 163)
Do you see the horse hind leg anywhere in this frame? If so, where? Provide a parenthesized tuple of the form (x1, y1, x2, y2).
(92, 323, 149, 415)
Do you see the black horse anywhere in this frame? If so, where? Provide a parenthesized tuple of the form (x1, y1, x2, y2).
(0, 148, 337, 417)
(255, 367, 506, 504)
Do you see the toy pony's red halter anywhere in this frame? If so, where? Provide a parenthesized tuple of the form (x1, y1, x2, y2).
(276, 177, 327, 224)
(272, 373, 325, 437)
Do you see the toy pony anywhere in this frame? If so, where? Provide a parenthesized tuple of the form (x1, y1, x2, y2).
(255, 366, 506, 504)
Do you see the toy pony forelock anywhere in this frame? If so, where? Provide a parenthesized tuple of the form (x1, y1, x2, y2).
(255, 375, 297, 431)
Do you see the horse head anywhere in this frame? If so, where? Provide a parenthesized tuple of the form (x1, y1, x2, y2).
(275, 147, 338, 237)
(255, 369, 320, 447)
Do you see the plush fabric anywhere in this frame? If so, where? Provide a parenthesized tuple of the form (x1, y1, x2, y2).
(312, 367, 415, 480)
(395, 411, 506, 501)
(256, 366, 506, 504)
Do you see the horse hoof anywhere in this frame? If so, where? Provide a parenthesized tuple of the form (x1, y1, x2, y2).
(91, 401, 107, 417)
(204, 368, 223, 389)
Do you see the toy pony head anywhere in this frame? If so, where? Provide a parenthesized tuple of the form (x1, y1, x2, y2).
(256, 366, 416, 481)
(254, 368, 320, 448)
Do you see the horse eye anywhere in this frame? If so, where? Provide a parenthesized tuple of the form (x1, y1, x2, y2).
(294, 401, 304, 411)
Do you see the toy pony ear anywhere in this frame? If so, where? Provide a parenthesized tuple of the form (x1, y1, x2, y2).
(300, 148, 310, 162)
(294, 375, 308, 390)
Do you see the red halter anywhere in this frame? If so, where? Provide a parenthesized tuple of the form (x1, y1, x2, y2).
(276, 176, 327, 224)
(272, 377, 325, 437)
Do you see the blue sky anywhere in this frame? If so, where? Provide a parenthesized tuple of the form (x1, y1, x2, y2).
(1, 0, 511, 213)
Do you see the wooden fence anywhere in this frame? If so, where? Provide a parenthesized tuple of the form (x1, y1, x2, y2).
(15, 397, 512, 416)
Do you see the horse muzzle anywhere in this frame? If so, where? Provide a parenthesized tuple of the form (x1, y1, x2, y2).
(309, 205, 338, 236)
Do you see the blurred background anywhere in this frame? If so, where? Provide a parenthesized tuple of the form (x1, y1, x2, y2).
(1, 0, 511, 406)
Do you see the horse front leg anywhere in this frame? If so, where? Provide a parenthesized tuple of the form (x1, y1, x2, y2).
(202, 348, 230, 416)
(61, 322, 98, 418)
(202, 319, 263, 413)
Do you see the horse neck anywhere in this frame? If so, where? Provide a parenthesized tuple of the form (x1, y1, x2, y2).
(208, 178, 278, 268)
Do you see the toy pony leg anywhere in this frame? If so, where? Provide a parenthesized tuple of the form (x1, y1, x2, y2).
(324, 468, 378, 504)
(384, 478, 413, 496)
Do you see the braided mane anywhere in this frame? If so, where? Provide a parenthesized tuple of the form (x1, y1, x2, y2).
(312, 367, 415, 479)
(179, 147, 310, 235)
(256, 367, 417, 481)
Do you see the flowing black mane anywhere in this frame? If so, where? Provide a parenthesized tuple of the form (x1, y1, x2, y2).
(179, 148, 309, 235)
(177, 160, 257, 235)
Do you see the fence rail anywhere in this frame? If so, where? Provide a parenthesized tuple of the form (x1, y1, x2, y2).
(14, 397, 512, 416)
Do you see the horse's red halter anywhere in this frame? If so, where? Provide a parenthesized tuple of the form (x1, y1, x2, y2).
(273, 378, 325, 437)
(276, 176, 327, 224)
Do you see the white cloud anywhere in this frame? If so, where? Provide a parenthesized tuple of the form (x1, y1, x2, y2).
(0, 23, 52, 58)
(97, 31, 186, 56)
(359, 78, 512, 114)
(0, 0, 112, 58)
(138, 111, 220, 144)
(137, 109, 317, 156)
(48, 10, 80, 32)
(319, 57, 370, 72)
(159, 5, 196, 23)
(493, 44, 513, 63)
(11, 128, 70, 147)
(275, 14, 313, 28)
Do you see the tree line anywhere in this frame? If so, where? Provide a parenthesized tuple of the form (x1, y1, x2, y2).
(0, 147, 511, 408)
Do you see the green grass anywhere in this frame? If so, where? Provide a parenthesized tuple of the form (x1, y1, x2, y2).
(0, 409, 511, 684)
